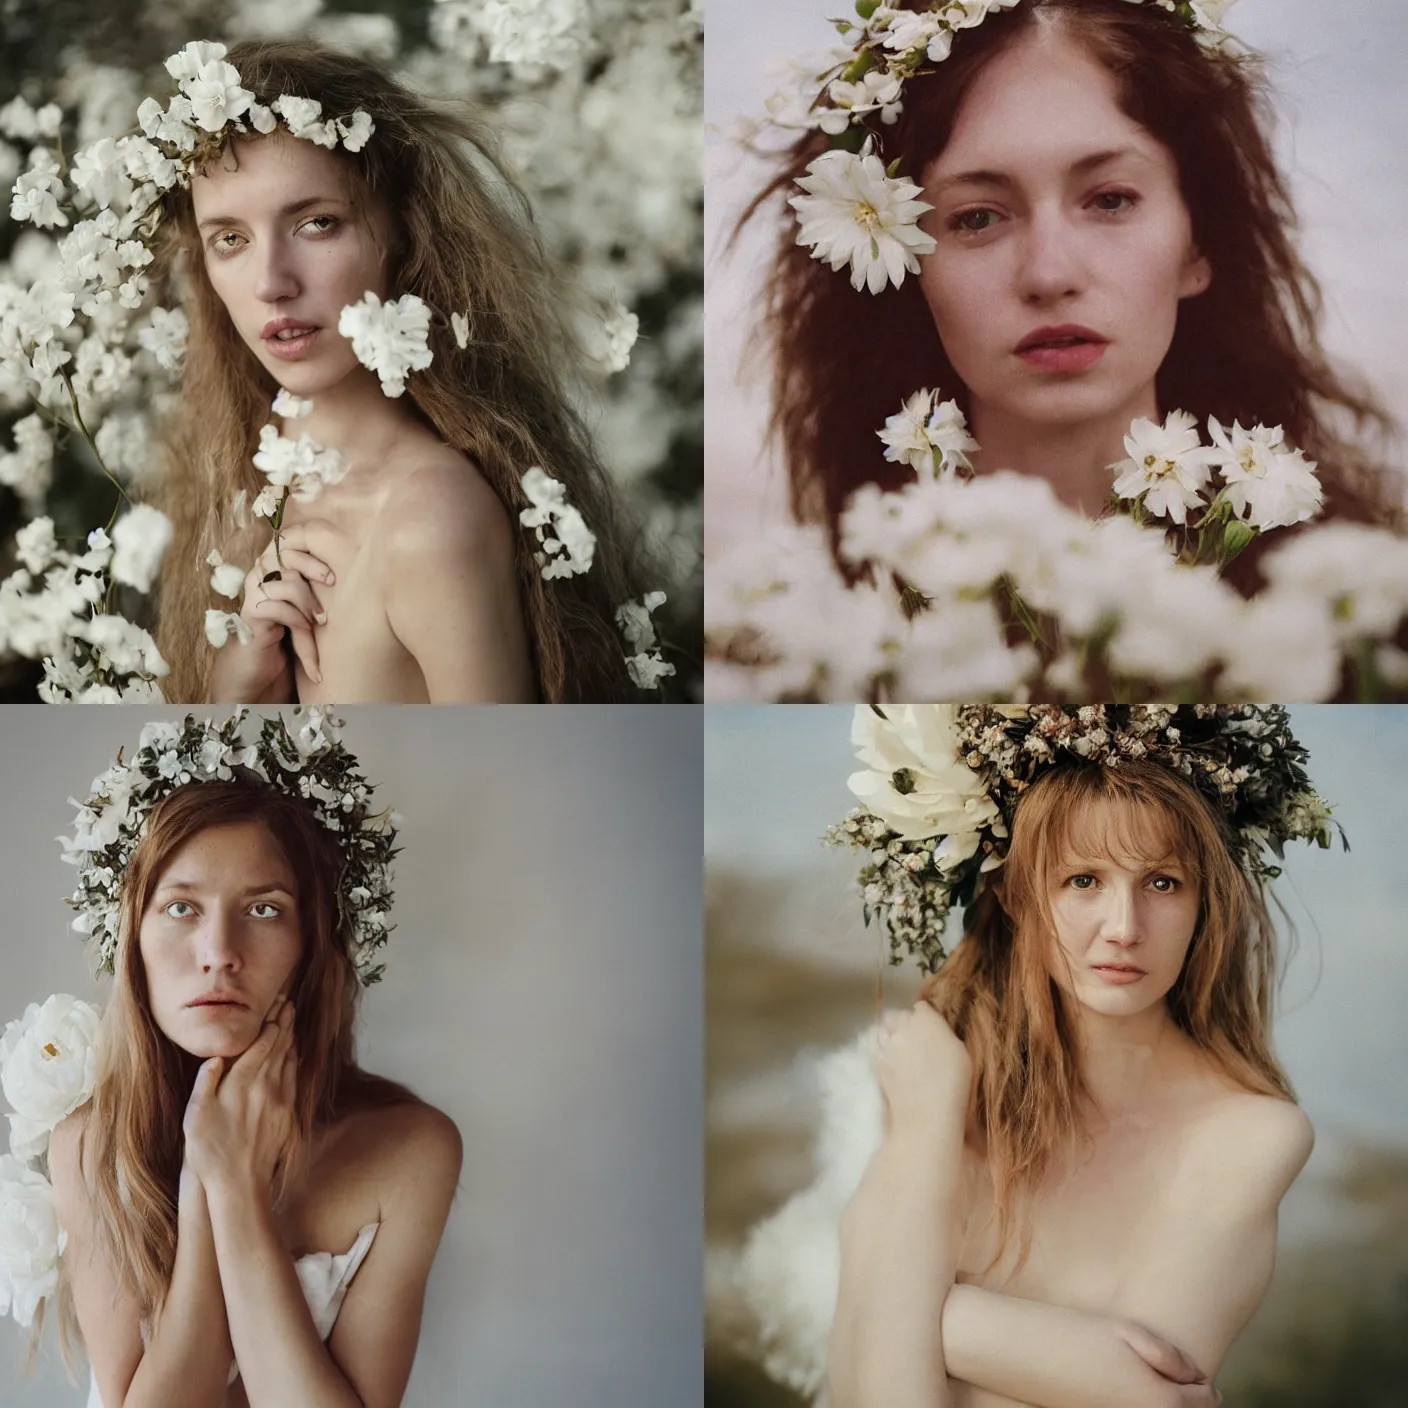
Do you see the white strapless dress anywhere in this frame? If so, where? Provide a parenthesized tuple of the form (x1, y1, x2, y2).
(86, 1221, 380, 1408)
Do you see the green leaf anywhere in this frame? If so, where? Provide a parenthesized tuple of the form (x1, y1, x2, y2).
(1221, 520, 1257, 563)
(855, 0, 880, 17)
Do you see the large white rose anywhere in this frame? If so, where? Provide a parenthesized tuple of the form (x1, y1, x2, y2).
(0, 995, 101, 1158)
(847, 705, 1001, 863)
(0, 1155, 66, 1328)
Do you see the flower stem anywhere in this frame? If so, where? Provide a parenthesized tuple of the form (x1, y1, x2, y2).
(59, 370, 130, 528)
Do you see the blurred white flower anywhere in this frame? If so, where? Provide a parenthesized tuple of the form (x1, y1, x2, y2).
(206, 550, 246, 599)
(205, 609, 253, 649)
(1205, 417, 1323, 530)
(1110, 410, 1215, 525)
(0, 413, 54, 513)
(591, 302, 640, 374)
(0, 1155, 66, 1328)
(272, 388, 313, 419)
(11, 156, 69, 230)
(1260, 524, 1408, 641)
(73, 614, 168, 678)
(1221, 593, 1340, 700)
(137, 306, 188, 373)
(449, 0, 590, 67)
(616, 590, 667, 651)
(109, 502, 172, 592)
(70, 137, 133, 211)
(252, 424, 348, 503)
(626, 652, 675, 689)
(894, 599, 1038, 701)
(789, 144, 936, 295)
(0, 995, 101, 1159)
(520, 466, 596, 578)
(337, 291, 434, 397)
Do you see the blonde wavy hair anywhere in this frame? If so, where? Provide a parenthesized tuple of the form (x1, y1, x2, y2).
(54, 780, 417, 1351)
(923, 760, 1295, 1270)
(149, 38, 647, 703)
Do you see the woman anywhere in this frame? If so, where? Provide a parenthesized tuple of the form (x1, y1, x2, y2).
(150, 39, 646, 704)
(44, 724, 461, 1407)
(747, 0, 1398, 565)
(739, 704, 1329, 1407)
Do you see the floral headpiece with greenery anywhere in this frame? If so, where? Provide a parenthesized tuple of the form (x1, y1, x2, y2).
(777, 0, 1240, 295)
(60, 707, 398, 987)
(827, 702, 1338, 972)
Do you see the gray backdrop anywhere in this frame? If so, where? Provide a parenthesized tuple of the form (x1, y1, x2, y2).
(0, 705, 702, 1408)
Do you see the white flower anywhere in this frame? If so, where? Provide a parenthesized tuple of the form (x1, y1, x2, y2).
(826, 69, 904, 123)
(206, 550, 246, 599)
(789, 143, 936, 295)
(10, 161, 68, 229)
(848, 704, 1002, 858)
(1110, 410, 1216, 525)
(0, 1155, 66, 1328)
(520, 466, 596, 578)
(450, 312, 469, 349)
(334, 110, 375, 152)
(616, 590, 667, 651)
(1220, 592, 1340, 701)
(252, 424, 349, 503)
(182, 60, 254, 132)
(70, 137, 133, 210)
(0, 995, 101, 1158)
(337, 291, 434, 397)
(589, 301, 639, 373)
(271, 94, 337, 148)
(137, 306, 188, 373)
(14, 517, 59, 575)
(1205, 418, 1323, 531)
(272, 388, 313, 419)
(1260, 524, 1408, 641)
(0, 413, 54, 512)
(110, 503, 173, 592)
(469, 0, 589, 67)
(74, 615, 168, 678)
(164, 40, 230, 85)
(626, 652, 675, 689)
(205, 609, 253, 649)
(877, 388, 977, 477)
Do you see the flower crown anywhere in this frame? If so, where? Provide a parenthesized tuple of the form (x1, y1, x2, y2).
(781, 0, 1240, 294)
(826, 703, 1338, 972)
(60, 708, 398, 987)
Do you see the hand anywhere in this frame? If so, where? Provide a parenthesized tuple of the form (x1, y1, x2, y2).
(182, 996, 298, 1209)
(1119, 1320, 1208, 1385)
(874, 1001, 972, 1145)
(218, 525, 334, 696)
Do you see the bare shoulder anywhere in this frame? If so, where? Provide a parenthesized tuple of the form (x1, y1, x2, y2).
(47, 1105, 94, 1221)
(344, 1101, 463, 1208)
(372, 446, 514, 578)
(1184, 1089, 1314, 1211)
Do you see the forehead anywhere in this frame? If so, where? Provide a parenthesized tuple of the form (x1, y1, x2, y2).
(155, 819, 295, 886)
(190, 130, 350, 214)
(929, 25, 1171, 184)
(1053, 792, 1186, 868)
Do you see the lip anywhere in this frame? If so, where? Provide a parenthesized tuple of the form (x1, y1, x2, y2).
(1015, 324, 1109, 374)
(261, 318, 322, 361)
(1091, 965, 1147, 986)
(188, 993, 249, 1009)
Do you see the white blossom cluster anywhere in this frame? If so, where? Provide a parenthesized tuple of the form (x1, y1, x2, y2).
(519, 465, 597, 578)
(336, 291, 434, 398)
(0, 994, 101, 1328)
(615, 588, 675, 689)
(707, 407, 1408, 703)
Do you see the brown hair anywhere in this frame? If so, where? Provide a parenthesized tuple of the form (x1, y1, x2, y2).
(923, 759, 1293, 1268)
(72, 779, 417, 1324)
(149, 38, 650, 702)
(746, 0, 1400, 563)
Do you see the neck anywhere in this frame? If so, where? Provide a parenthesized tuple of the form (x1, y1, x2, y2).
(968, 383, 1161, 515)
(285, 365, 424, 474)
(1069, 999, 1184, 1121)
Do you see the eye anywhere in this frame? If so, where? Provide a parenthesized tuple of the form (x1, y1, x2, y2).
(1149, 874, 1182, 893)
(1066, 874, 1096, 891)
(947, 206, 1002, 235)
(163, 900, 195, 918)
(1089, 188, 1139, 215)
(299, 214, 339, 236)
(208, 231, 243, 256)
(249, 901, 282, 919)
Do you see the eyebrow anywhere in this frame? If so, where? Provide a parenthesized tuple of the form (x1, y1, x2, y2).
(930, 147, 1147, 197)
(154, 879, 296, 898)
(196, 195, 346, 231)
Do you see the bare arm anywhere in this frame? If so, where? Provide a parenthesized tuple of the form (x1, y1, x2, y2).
(50, 1115, 234, 1408)
(379, 461, 536, 703)
(828, 1006, 971, 1408)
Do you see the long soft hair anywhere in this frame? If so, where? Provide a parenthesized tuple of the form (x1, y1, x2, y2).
(72, 779, 418, 1326)
(150, 38, 647, 702)
(747, 0, 1400, 563)
(922, 760, 1294, 1270)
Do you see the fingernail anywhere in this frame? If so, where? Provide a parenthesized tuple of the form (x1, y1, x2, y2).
(324, 572, 335, 584)
(314, 611, 327, 625)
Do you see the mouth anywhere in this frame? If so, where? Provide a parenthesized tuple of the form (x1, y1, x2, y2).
(1014, 325, 1108, 354)
(188, 997, 248, 1009)
(1091, 964, 1147, 985)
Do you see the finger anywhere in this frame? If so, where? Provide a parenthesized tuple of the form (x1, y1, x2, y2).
(267, 548, 335, 586)
(257, 575, 325, 624)
(188, 1056, 223, 1103)
(248, 602, 322, 681)
(268, 526, 334, 577)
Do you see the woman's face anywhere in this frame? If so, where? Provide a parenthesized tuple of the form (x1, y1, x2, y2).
(191, 130, 388, 398)
(138, 820, 302, 1059)
(918, 25, 1210, 432)
(1043, 798, 1200, 1018)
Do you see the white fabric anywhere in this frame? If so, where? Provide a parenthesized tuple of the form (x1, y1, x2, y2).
(86, 1221, 380, 1408)
(735, 1026, 885, 1404)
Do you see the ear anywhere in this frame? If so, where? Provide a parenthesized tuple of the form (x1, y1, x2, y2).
(1179, 246, 1212, 300)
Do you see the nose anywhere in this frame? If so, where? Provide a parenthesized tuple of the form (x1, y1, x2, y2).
(1016, 205, 1086, 305)
(195, 907, 243, 974)
(1098, 881, 1143, 948)
(252, 239, 300, 305)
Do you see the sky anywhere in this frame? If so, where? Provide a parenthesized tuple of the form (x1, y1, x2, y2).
(704, 0, 1408, 553)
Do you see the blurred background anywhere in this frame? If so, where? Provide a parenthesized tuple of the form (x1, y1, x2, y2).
(705, 705, 1408, 1406)
(0, 704, 703, 1407)
(0, 0, 702, 698)
(704, 0, 1408, 563)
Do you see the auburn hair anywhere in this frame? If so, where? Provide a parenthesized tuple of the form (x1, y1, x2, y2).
(746, 0, 1399, 565)
(922, 760, 1294, 1269)
(66, 779, 418, 1330)
(148, 38, 649, 702)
